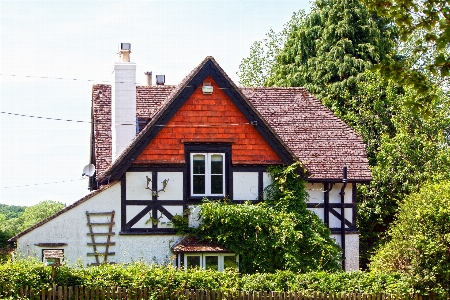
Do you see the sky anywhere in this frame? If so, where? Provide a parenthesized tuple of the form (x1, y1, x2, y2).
(0, 0, 311, 207)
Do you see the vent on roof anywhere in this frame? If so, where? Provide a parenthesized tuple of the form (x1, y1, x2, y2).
(156, 75, 165, 85)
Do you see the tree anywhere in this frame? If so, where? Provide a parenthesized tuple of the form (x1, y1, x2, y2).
(20, 200, 65, 230)
(349, 71, 450, 267)
(237, 11, 304, 87)
(370, 181, 450, 296)
(196, 163, 341, 274)
(362, 0, 450, 111)
(364, 0, 450, 78)
(0, 200, 65, 238)
(265, 0, 395, 117)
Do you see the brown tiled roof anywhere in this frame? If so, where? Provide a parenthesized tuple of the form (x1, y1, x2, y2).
(92, 84, 174, 176)
(8, 182, 119, 242)
(92, 57, 371, 181)
(242, 88, 371, 180)
(172, 236, 230, 253)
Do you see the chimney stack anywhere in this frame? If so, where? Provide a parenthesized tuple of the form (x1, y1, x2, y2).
(144, 71, 152, 86)
(112, 43, 136, 160)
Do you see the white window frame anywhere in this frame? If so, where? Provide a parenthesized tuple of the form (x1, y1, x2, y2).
(190, 153, 225, 197)
(183, 253, 238, 271)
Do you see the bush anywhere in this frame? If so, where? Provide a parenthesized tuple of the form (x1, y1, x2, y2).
(0, 258, 433, 297)
(370, 181, 450, 296)
(196, 162, 341, 273)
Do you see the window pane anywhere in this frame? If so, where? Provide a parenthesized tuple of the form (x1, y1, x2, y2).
(210, 155, 223, 174)
(193, 175, 205, 194)
(186, 256, 201, 268)
(223, 256, 236, 269)
(205, 256, 218, 270)
(211, 175, 223, 194)
(193, 155, 205, 174)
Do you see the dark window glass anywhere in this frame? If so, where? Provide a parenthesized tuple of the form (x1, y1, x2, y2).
(223, 256, 236, 269)
(193, 155, 205, 174)
(211, 175, 223, 194)
(193, 175, 205, 194)
(210, 155, 223, 174)
(205, 256, 218, 270)
(187, 256, 201, 268)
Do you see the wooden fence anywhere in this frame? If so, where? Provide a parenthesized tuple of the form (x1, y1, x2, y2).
(0, 286, 433, 300)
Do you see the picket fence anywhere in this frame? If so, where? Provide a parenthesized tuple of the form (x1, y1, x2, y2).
(0, 286, 433, 300)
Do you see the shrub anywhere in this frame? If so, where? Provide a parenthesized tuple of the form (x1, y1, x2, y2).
(370, 181, 450, 297)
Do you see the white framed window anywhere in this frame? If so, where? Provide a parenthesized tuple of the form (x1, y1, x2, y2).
(184, 253, 238, 271)
(190, 153, 225, 197)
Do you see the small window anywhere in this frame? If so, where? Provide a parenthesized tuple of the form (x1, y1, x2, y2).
(42, 249, 64, 266)
(184, 253, 238, 271)
(186, 255, 201, 268)
(191, 153, 225, 196)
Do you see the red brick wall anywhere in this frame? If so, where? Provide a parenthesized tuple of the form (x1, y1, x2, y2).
(135, 77, 282, 165)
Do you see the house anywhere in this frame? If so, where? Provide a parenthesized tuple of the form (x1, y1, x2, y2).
(9, 44, 371, 271)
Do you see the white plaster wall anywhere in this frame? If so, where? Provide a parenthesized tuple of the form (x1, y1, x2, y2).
(329, 207, 354, 229)
(157, 172, 183, 200)
(15, 182, 185, 266)
(330, 233, 359, 271)
(305, 182, 324, 204)
(126, 172, 153, 200)
(233, 172, 258, 200)
(16, 183, 121, 266)
(158, 206, 184, 228)
(188, 205, 202, 228)
(126, 172, 183, 200)
(329, 183, 353, 203)
(116, 235, 183, 265)
(127, 205, 152, 228)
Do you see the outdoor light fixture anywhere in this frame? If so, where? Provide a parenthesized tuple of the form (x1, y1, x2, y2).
(202, 82, 213, 94)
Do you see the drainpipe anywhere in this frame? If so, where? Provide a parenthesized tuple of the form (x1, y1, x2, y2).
(339, 166, 347, 270)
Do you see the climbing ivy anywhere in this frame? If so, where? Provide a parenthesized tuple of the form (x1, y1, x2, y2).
(188, 162, 341, 274)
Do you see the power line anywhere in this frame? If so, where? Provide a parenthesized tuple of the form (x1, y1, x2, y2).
(2, 178, 86, 189)
(1, 111, 91, 123)
(0, 73, 146, 85)
(1, 111, 254, 127)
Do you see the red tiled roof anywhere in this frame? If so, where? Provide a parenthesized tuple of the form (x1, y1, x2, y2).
(172, 236, 230, 253)
(91, 58, 371, 181)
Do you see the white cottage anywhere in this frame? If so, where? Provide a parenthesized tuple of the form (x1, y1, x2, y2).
(9, 44, 371, 271)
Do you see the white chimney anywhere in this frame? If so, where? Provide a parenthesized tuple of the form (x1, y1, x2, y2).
(112, 43, 136, 160)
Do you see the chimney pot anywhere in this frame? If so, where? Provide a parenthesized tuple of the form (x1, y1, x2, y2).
(144, 71, 152, 86)
(118, 43, 131, 62)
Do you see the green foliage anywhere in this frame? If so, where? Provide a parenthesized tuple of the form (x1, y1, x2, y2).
(0, 258, 442, 297)
(350, 72, 450, 266)
(265, 0, 395, 117)
(370, 181, 450, 296)
(0, 204, 26, 220)
(364, 0, 450, 80)
(196, 162, 341, 273)
(0, 200, 65, 236)
(0, 201, 65, 253)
